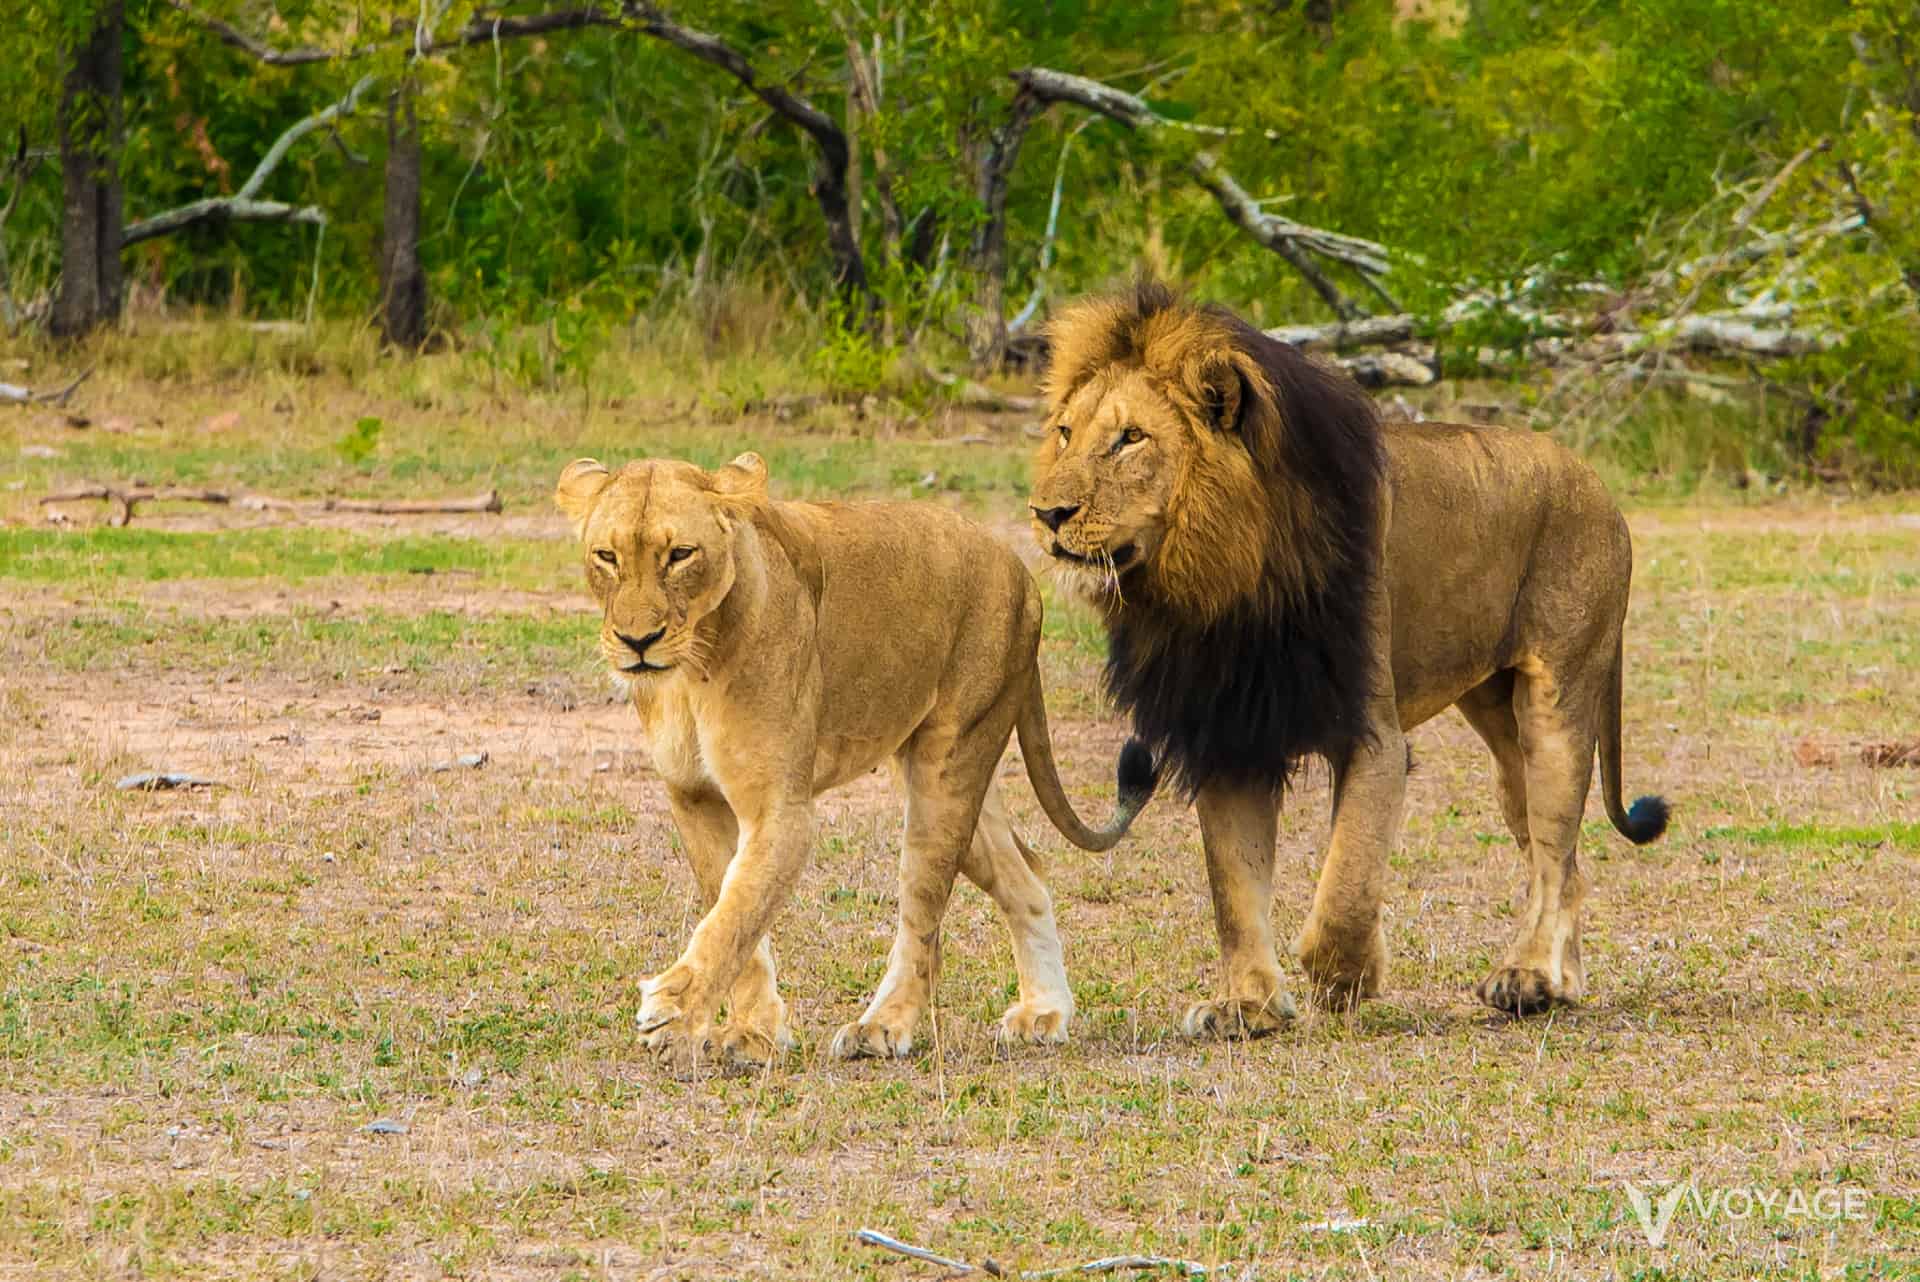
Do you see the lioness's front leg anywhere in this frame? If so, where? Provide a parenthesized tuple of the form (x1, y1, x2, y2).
(639, 795, 813, 1069)
(1184, 784, 1298, 1039)
(665, 787, 795, 1065)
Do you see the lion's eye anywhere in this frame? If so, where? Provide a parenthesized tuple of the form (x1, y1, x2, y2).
(593, 548, 618, 567)
(1056, 423, 1072, 444)
(1119, 426, 1145, 447)
(667, 545, 696, 565)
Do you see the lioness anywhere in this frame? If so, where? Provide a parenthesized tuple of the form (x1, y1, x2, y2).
(556, 452, 1154, 1066)
(1028, 284, 1667, 1031)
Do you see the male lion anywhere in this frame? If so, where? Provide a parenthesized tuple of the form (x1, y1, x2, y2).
(556, 452, 1154, 1066)
(1027, 284, 1667, 1031)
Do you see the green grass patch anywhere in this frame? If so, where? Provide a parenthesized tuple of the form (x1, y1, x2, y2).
(0, 527, 571, 587)
(9, 605, 598, 688)
(1697, 822, 1920, 852)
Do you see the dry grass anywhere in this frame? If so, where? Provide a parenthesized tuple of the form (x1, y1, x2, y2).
(1, 348, 1917, 1279)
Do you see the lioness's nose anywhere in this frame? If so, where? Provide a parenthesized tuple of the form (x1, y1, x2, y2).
(1032, 503, 1080, 532)
(615, 626, 666, 656)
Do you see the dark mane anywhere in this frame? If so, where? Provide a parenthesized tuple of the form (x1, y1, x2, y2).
(1098, 285, 1386, 796)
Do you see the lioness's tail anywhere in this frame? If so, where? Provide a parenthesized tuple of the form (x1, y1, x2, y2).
(1014, 671, 1159, 852)
(1599, 635, 1670, 844)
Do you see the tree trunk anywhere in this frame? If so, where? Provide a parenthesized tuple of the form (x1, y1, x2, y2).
(968, 87, 1042, 368)
(379, 81, 427, 351)
(50, 0, 125, 338)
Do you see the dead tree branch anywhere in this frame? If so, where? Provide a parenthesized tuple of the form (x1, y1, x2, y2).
(622, 3, 871, 302)
(0, 368, 94, 406)
(165, 1, 628, 61)
(41, 484, 502, 527)
(1010, 66, 1396, 320)
(122, 74, 377, 246)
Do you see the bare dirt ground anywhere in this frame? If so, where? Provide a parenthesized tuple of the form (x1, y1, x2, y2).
(2, 497, 1917, 1280)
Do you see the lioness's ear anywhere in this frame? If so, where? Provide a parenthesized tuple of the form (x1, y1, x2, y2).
(1196, 355, 1246, 433)
(554, 458, 612, 537)
(712, 451, 769, 501)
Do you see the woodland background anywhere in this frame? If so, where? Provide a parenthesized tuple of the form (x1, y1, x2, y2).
(5, 0, 1920, 481)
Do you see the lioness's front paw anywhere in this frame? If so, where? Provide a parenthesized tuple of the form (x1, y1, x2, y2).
(1476, 965, 1573, 1016)
(994, 999, 1072, 1047)
(1181, 992, 1297, 1040)
(829, 1016, 916, 1061)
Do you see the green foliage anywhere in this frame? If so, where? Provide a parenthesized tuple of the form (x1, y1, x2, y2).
(3, 1, 1917, 478)
(335, 415, 382, 468)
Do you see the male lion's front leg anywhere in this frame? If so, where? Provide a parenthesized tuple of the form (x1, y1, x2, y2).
(641, 797, 812, 1071)
(1184, 784, 1298, 1039)
(1294, 719, 1406, 1009)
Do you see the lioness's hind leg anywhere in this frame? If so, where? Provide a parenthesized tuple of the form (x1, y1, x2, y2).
(831, 738, 1000, 1062)
(1476, 660, 1600, 1016)
(963, 780, 1074, 1046)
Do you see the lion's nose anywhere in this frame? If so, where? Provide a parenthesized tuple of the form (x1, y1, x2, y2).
(1031, 503, 1080, 532)
(615, 626, 666, 657)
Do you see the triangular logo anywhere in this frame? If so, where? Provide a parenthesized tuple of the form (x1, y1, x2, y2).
(1623, 1181, 1691, 1248)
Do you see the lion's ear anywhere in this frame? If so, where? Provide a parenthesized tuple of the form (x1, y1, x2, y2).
(712, 451, 769, 502)
(555, 458, 612, 537)
(1197, 355, 1247, 434)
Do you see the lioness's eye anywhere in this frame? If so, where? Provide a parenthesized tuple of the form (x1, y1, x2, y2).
(1056, 423, 1072, 444)
(593, 548, 617, 567)
(667, 545, 696, 565)
(1119, 426, 1145, 446)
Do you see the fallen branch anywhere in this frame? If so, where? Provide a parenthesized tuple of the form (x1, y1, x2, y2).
(0, 368, 93, 406)
(919, 362, 1043, 413)
(1267, 315, 1417, 351)
(41, 484, 502, 526)
(1334, 351, 1437, 388)
(40, 484, 228, 527)
(855, 1228, 1225, 1279)
(325, 492, 503, 515)
(1794, 737, 1920, 769)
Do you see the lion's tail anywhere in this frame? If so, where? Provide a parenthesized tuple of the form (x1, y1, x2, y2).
(1599, 634, 1670, 845)
(1014, 671, 1159, 853)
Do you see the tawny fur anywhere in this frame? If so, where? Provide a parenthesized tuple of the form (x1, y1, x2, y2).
(557, 453, 1151, 1069)
(1029, 285, 1667, 1031)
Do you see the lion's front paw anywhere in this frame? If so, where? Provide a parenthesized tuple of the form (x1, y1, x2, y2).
(1476, 965, 1574, 1016)
(1181, 992, 1297, 1040)
(1295, 916, 1387, 1010)
(829, 1016, 916, 1061)
(994, 999, 1072, 1047)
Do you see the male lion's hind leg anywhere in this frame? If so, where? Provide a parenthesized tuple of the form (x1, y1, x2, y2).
(963, 781, 1074, 1047)
(830, 749, 990, 1061)
(1293, 718, 1405, 1011)
(1184, 785, 1299, 1039)
(1474, 661, 1597, 1016)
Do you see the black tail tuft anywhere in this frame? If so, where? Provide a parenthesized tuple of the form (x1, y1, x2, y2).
(1117, 737, 1159, 808)
(1623, 795, 1670, 845)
